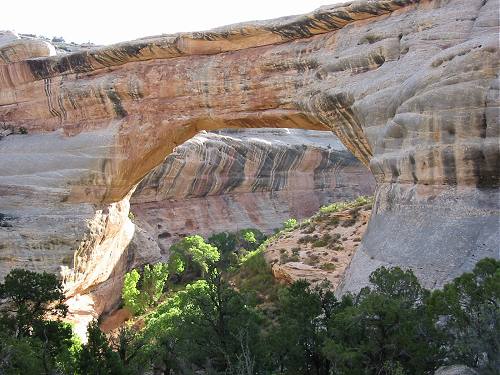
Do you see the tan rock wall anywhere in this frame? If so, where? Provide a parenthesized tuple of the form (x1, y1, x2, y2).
(0, 0, 498, 303)
(131, 129, 375, 254)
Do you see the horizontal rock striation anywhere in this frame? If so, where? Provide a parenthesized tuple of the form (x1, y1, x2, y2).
(0, 0, 498, 301)
(131, 129, 375, 253)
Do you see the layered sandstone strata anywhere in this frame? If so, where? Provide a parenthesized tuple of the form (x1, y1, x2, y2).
(131, 129, 375, 253)
(0, 31, 56, 63)
(0, 0, 498, 304)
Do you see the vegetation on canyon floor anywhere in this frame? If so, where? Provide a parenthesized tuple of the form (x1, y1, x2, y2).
(0, 197, 498, 375)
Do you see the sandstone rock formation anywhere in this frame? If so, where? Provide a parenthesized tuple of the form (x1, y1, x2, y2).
(434, 365, 478, 375)
(17, 33, 100, 55)
(0, 0, 498, 307)
(264, 200, 372, 288)
(131, 128, 375, 254)
(0, 31, 56, 63)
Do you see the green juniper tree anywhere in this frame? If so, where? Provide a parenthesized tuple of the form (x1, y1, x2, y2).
(324, 267, 442, 374)
(426, 258, 500, 373)
(78, 320, 128, 375)
(0, 269, 76, 374)
(268, 280, 337, 375)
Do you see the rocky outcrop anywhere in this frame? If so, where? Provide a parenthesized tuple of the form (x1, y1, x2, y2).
(0, 31, 56, 63)
(264, 200, 372, 288)
(434, 365, 478, 375)
(131, 128, 375, 253)
(17, 33, 100, 55)
(0, 0, 498, 305)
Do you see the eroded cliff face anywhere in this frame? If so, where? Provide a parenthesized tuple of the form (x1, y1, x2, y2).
(0, 0, 498, 304)
(131, 129, 375, 254)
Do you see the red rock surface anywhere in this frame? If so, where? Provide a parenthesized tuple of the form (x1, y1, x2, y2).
(131, 129, 375, 254)
(0, 0, 498, 318)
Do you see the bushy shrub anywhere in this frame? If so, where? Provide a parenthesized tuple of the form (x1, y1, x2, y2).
(313, 233, 332, 247)
(168, 235, 219, 279)
(320, 262, 336, 271)
(208, 228, 267, 269)
(283, 218, 298, 231)
(319, 195, 373, 215)
(122, 269, 141, 315)
(1, 257, 498, 375)
(122, 263, 169, 315)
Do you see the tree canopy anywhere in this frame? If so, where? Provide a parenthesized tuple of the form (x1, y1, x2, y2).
(0, 240, 498, 375)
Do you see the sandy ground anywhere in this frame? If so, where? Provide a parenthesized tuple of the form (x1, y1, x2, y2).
(264, 204, 372, 289)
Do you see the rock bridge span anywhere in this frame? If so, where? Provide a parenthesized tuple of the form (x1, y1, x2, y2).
(0, 0, 498, 300)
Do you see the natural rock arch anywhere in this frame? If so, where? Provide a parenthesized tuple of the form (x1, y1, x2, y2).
(0, 0, 498, 301)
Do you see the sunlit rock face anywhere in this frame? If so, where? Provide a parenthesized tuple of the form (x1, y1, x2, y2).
(131, 129, 375, 254)
(0, 0, 498, 306)
(264, 202, 373, 289)
(0, 30, 56, 63)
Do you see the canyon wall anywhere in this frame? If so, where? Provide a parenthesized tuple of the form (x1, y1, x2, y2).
(0, 0, 498, 304)
(131, 128, 375, 254)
